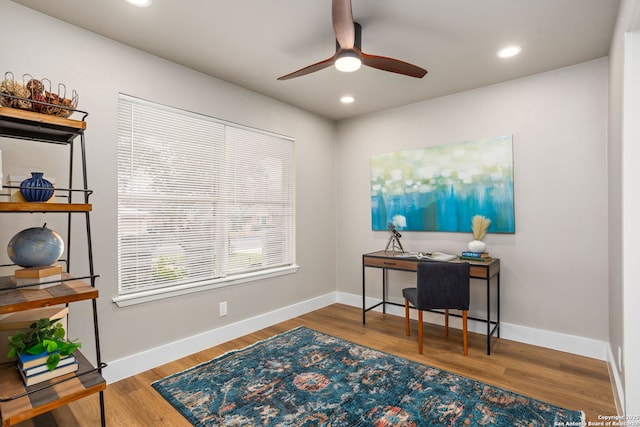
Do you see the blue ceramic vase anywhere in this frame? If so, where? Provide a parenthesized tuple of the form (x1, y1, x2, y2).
(20, 172, 54, 202)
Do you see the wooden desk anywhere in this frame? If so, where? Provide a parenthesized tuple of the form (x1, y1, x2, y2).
(362, 250, 501, 355)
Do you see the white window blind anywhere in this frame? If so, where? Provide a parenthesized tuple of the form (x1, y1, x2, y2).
(116, 94, 295, 302)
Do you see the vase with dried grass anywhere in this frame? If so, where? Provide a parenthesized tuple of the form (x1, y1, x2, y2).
(468, 215, 491, 253)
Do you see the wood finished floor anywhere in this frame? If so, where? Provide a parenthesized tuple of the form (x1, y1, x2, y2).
(16, 303, 616, 426)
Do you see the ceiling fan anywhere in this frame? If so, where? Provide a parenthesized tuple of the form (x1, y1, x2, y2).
(277, 0, 427, 80)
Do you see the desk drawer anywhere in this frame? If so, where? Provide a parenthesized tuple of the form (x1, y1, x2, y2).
(468, 260, 500, 279)
(470, 265, 488, 279)
(363, 256, 417, 271)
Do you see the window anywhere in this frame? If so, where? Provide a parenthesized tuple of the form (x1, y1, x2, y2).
(114, 94, 296, 306)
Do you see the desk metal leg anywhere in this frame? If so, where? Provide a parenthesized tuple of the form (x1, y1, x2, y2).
(486, 276, 491, 355)
(497, 272, 501, 338)
(362, 263, 366, 324)
(485, 272, 501, 354)
(382, 269, 387, 314)
(362, 265, 391, 323)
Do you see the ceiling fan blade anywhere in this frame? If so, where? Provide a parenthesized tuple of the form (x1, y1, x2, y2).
(277, 55, 337, 80)
(278, 1, 427, 81)
(360, 50, 428, 78)
(332, 0, 355, 49)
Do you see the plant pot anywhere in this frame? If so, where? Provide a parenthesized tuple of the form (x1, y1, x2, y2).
(468, 240, 487, 253)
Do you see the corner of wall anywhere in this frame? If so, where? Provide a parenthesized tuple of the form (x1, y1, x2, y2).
(607, 344, 626, 415)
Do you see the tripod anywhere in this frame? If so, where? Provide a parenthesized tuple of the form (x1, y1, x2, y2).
(384, 223, 405, 254)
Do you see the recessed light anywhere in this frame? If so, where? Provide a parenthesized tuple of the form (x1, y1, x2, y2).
(497, 45, 522, 59)
(126, 0, 152, 7)
(340, 95, 355, 104)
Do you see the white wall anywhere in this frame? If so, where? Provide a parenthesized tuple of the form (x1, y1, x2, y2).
(0, 2, 337, 368)
(622, 28, 640, 416)
(608, 0, 640, 415)
(608, 0, 626, 412)
(622, 29, 640, 415)
(335, 59, 610, 343)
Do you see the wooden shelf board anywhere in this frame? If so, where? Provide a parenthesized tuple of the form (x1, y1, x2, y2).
(0, 351, 105, 427)
(0, 202, 92, 212)
(0, 107, 86, 131)
(0, 276, 98, 314)
(0, 107, 86, 144)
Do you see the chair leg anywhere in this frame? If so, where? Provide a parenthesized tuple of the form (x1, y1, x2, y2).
(444, 308, 449, 336)
(404, 299, 410, 336)
(462, 310, 468, 356)
(418, 310, 423, 354)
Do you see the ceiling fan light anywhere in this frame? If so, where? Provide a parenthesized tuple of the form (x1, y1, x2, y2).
(335, 51, 362, 72)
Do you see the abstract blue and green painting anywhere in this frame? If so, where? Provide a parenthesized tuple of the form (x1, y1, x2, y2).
(370, 135, 515, 233)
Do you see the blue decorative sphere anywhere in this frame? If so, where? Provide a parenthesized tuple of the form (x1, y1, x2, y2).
(7, 224, 64, 268)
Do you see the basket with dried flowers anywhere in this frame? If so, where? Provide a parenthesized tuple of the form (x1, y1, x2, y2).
(0, 72, 78, 118)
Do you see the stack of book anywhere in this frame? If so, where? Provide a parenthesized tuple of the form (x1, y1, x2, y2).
(460, 251, 493, 262)
(13, 265, 63, 290)
(0, 306, 69, 364)
(18, 351, 79, 386)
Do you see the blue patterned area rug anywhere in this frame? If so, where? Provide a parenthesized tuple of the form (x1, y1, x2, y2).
(152, 326, 584, 426)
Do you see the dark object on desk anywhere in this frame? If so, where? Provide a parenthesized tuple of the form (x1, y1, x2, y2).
(402, 262, 470, 355)
(384, 223, 404, 254)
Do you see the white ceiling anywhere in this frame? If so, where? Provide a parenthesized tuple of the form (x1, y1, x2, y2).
(12, 0, 620, 121)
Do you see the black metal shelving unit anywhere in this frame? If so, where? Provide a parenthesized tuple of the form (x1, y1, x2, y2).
(0, 104, 106, 427)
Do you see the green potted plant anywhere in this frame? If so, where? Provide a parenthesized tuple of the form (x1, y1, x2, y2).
(7, 317, 81, 371)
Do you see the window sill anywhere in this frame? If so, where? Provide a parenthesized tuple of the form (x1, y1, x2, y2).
(112, 264, 300, 307)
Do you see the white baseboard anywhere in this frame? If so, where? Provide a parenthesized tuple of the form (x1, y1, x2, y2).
(103, 292, 337, 383)
(336, 292, 610, 361)
(104, 290, 611, 383)
(607, 344, 625, 416)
